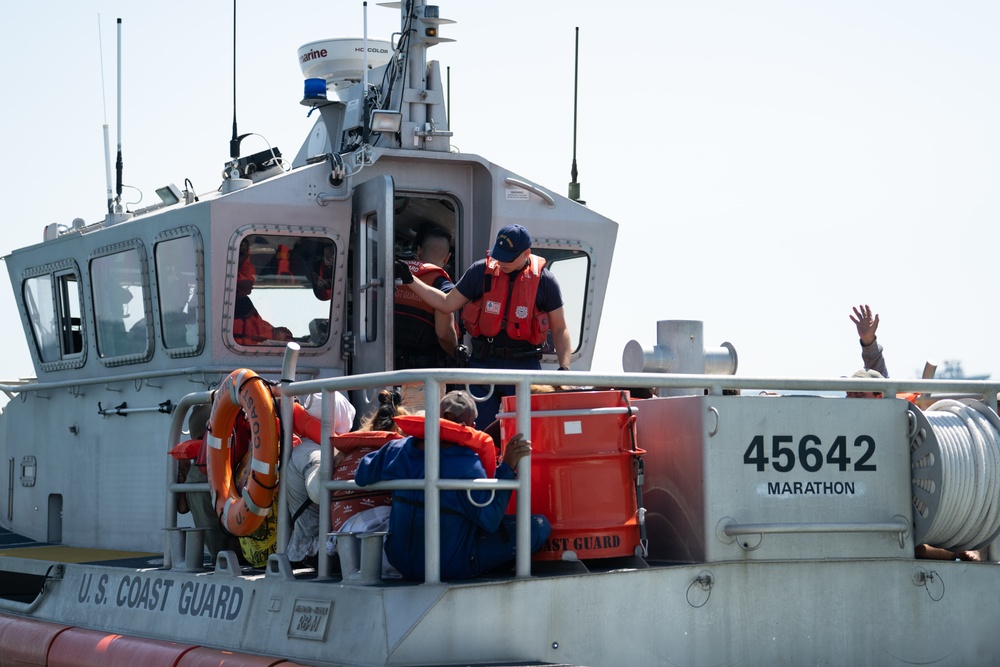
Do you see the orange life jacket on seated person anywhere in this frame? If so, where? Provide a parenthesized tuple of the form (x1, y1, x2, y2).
(393, 414, 498, 477)
(461, 255, 549, 346)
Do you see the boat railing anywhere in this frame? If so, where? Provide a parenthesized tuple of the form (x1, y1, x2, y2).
(0, 363, 322, 403)
(164, 344, 1000, 582)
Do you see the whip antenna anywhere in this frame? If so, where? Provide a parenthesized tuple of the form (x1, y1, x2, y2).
(99, 15, 113, 215)
(115, 18, 124, 207)
(568, 27, 584, 204)
(363, 1, 369, 91)
(229, 0, 248, 158)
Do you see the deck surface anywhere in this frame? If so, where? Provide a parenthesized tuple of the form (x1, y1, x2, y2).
(0, 528, 160, 567)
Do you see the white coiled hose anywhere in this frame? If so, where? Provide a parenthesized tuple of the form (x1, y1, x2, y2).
(918, 399, 1000, 550)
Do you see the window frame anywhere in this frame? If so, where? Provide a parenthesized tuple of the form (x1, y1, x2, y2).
(20, 259, 87, 372)
(89, 239, 153, 367)
(153, 227, 205, 359)
(223, 225, 344, 354)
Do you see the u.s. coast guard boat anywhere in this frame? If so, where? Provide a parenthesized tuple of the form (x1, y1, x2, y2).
(2, 2, 1000, 665)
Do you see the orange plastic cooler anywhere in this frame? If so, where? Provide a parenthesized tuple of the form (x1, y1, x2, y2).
(500, 390, 644, 561)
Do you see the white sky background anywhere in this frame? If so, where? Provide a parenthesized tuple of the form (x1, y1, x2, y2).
(1, 1, 999, 385)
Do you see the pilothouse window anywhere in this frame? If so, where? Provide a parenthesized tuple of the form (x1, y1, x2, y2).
(531, 248, 589, 355)
(57, 274, 83, 356)
(155, 235, 202, 351)
(230, 234, 335, 348)
(23, 268, 84, 365)
(91, 248, 150, 359)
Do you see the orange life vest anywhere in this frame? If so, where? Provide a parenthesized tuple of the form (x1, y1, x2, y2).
(274, 244, 293, 280)
(238, 259, 256, 283)
(233, 312, 274, 345)
(394, 261, 452, 348)
(393, 414, 498, 477)
(168, 438, 202, 460)
(461, 255, 549, 345)
(233, 296, 276, 346)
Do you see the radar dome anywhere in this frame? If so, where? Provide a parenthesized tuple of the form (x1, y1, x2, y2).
(298, 38, 393, 90)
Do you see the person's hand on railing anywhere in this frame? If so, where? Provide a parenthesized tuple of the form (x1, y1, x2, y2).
(502, 433, 531, 473)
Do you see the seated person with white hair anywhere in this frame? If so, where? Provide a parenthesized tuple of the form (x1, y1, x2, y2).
(286, 391, 356, 567)
(846, 368, 884, 399)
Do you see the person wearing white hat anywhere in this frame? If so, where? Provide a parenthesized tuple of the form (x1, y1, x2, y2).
(286, 392, 356, 566)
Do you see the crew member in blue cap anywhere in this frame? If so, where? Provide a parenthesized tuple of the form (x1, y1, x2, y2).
(395, 224, 571, 428)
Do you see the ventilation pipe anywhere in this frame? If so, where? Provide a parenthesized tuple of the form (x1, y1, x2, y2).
(622, 320, 737, 397)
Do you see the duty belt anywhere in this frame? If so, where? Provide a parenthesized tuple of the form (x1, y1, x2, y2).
(471, 338, 542, 361)
(395, 350, 449, 369)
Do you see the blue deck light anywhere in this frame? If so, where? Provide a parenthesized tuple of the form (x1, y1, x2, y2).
(303, 77, 328, 102)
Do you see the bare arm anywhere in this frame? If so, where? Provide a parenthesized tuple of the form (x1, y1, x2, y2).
(434, 311, 459, 356)
(548, 306, 572, 369)
(405, 277, 470, 314)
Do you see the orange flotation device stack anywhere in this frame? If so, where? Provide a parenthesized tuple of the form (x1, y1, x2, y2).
(206, 369, 280, 536)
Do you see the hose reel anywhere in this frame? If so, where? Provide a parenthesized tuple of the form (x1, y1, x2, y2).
(909, 399, 1000, 551)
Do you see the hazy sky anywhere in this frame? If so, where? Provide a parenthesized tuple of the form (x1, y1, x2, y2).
(2, 1, 999, 387)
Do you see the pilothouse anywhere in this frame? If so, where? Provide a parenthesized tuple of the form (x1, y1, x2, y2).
(2, 0, 616, 569)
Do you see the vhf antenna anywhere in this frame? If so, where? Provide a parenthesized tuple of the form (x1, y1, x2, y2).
(98, 15, 113, 215)
(568, 27, 584, 204)
(115, 18, 124, 209)
(229, 0, 248, 159)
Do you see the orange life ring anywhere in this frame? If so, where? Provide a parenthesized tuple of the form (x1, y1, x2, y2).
(206, 369, 280, 536)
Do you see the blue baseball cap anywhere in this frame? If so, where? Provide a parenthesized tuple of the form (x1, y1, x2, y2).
(490, 224, 532, 262)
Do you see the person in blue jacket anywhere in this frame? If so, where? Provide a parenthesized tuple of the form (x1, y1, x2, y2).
(354, 391, 551, 580)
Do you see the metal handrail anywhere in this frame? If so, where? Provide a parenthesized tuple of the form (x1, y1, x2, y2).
(279, 373, 538, 583)
(720, 516, 911, 549)
(495, 406, 638, 419)
(722, 520, 910, 536)
(163, 357, 1000, 577)
(0, 563, 63, 614)
(0, 363, 320, 397)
